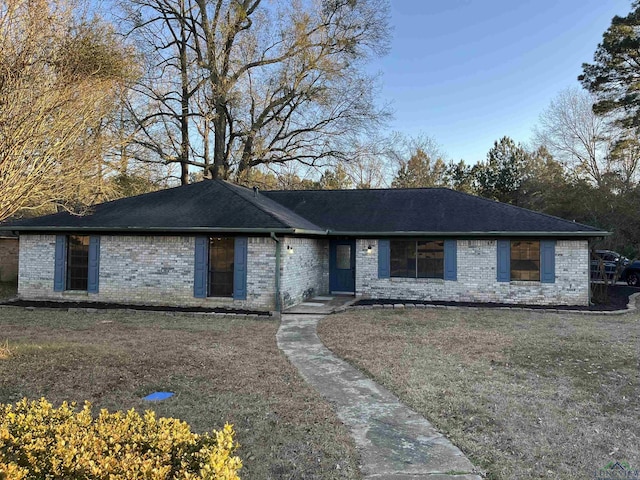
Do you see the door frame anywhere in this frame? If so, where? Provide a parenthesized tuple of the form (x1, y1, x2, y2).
(329, 239, 356, 294)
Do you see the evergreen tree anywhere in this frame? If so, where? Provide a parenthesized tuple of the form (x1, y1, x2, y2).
(474, 137, 530, 205)
(318, 164, 353, 190)
(391, 148, 447, 188)
(580, 2, 640, 129)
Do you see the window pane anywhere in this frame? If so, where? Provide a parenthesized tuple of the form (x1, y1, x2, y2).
(336, 245, 351, 269)
(209, 237, 234, 297)
(66, 235, 89, 291)
(417, 240, 444, 278)
(390, 240, 416, 278)
(511, 240, 540, 281)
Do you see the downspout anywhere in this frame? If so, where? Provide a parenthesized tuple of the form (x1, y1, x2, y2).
(588, 238, 592, 306)
(270, 232, 281, 312)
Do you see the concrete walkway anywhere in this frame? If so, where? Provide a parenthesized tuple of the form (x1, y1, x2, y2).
(277, 308, 481, 479)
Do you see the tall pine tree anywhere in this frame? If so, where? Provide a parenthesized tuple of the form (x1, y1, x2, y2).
(580, 2, 640, 129)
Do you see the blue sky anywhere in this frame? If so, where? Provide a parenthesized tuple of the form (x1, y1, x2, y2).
(371, 0, 631, 163)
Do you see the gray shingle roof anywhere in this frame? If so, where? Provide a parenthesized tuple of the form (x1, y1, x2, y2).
(1, 180, 606, 237)
(3, 180, 324, 233)
(263, 188, 604, 235)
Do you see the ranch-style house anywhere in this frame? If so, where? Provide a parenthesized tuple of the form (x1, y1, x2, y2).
(1, 180, 607, 311)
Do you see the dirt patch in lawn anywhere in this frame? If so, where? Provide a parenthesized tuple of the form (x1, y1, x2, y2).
(319, 309, 640, 480)
(0, 308, 360, 479)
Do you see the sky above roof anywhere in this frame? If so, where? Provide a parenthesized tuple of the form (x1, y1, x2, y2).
(370, 0, 631, 164)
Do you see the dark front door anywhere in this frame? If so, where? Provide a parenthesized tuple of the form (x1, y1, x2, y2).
(330, 239, 356, 293)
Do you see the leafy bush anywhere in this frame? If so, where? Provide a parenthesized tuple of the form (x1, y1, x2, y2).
(0, 398, 241, 479)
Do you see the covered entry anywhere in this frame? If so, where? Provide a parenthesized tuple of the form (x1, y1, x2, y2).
(329, 239, 355, 293)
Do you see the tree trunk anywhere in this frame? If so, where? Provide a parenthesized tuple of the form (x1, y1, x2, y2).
(203, 115, 211, 178)
(237, 135, 254, 176)
(212, 101, 227, 179)
(179, 0, 190, 185)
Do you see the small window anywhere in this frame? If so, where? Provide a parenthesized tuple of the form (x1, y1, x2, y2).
(511, 240, 540, 281)
(390, 240, 444, 279)
(66, 235, 89, 290)
(336, 244, 351, 269)
(209, 237, 234, 297)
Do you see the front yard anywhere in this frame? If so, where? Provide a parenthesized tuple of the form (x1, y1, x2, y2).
(319, 308, 640, 480)
(0, 304, 360, 479)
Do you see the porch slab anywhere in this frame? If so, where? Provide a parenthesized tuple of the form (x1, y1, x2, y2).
(284, 295, 356, 314)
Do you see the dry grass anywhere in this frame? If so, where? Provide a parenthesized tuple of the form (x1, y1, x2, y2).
(0, 340, 10, 360)
(318, 308, 640, 480)
(0, 307, 360, 479)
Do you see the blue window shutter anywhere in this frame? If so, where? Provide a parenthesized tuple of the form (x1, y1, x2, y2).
(444, 239, 457, 281)
(233, 237, 248, 300)
(54, 235, 67, 292)
(378, 239, 390, 278)
(540, 240, 556, 283)
(194, 236, 208, 298)
(497, 239, 510, 282)
(87, 236, 100, 293)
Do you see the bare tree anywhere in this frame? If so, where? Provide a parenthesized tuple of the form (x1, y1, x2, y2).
(534, 87, 615, 186)
(0, 0, 136, 221)
(122, 0, 390, 183)
(341, 135, 394, 188)
(121, 0, 202, 185)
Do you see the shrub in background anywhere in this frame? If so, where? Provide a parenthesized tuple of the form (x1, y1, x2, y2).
(0, 398, 241, 479)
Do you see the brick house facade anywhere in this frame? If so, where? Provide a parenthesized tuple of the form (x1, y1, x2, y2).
(5, 180, 605, 311)
(18, 234, 590, 310)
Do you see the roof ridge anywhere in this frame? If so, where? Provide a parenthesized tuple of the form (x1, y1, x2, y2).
(217, 180, 313, 230)
(215, 180, 287, 228)
(265, 186, 451, 193)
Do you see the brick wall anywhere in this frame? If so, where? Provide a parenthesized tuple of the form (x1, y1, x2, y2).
(356, 239, 590, 306)
(280, 236, 329, 307)
(0, 238, 19, 282)
(18, 234, 278, 311)
(18, 235, 55, 296)
(17, 234, 591, 309)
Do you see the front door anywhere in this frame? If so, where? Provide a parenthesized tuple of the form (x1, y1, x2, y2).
(329, 239, 356, 293)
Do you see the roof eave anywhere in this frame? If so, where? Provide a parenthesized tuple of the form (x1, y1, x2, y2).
(0, 225, 328, 235)
(326, 230, 610, 238)
(0, 225, 609, 238)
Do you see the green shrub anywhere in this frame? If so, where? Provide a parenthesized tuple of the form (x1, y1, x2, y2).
(0, 398, 241, 479)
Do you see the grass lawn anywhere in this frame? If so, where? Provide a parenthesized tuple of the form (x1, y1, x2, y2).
(318, 308, 640, 480)
(0, 303, 360, 479)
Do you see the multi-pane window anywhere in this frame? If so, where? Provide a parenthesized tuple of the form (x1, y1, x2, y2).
(209, 237, 234, 297)
(390, 240, 444, 279)
(511, 240, 540, 281)
(66, 235, 89, 290)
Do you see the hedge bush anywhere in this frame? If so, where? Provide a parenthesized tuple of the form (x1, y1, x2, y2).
(0, 398, 242, 479)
